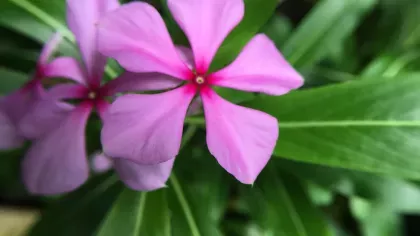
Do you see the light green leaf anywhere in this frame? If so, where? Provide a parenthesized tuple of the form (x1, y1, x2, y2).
(29, 174, 122, 236)
(243, 167, 333, 236)
(243, 73, 420, 179)
(96, 188, 170, 236)
(283, 0, 377, 69)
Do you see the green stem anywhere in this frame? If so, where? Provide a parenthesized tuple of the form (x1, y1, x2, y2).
(169, 174, 201, 236)
(184, 117, 206, 127)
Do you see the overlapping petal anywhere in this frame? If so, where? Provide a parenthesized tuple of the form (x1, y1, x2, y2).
(47, 84, 88, 100)
(114, 158, 174, 191)
(22, 104, 92, 195)
(201, 89, 278, 184)
(19, 96, 74, 139)
(1, 83, 44, 122)
(101, 85, 195, 164)
(211, 34, 304, 95)
(44, 57, 86, 85)
(102, 72, 181, 95)
(0, 109, 24, 150)
(67, 0, 119, 86)
(167, 0, 244, 73)
(97, 2, 189, 79)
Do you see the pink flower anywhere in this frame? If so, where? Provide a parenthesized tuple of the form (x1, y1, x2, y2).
(21, 0, 179, 195)
(98, 0, 304, 184)
(0, 33, 62, 150)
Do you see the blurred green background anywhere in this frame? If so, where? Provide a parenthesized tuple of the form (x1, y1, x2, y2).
(1, 0, 420, 235)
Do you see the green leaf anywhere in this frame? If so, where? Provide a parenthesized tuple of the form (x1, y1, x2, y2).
(29, 174, 123, 236)
(0, 0, 76, 57)
(350, 198, 403, 236)
(361, 51, 420, 77)
(262, 15, 293, 49)
(243, 167, 333, 236)
(168, 144, 229, 236)
(278, 159, 420, 214)
(244, 73, 420, 179)
(0, 67, 29, 94)
(210, 0, 280, 71)
(283, 0, 377, 69)
(96, 188, 170, 236)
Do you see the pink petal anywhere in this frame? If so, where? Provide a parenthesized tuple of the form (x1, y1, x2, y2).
(201, 89, 278, 184)
(44, 57, 87, 85)
(114, 158, 174, 191)
(101, 85, 195, 164)
(96, 99, 110, 120)
(101, 72, 182, 95)
(1, 83, 44, 123)
(90, 152, 113, 173)
(19, 96, 74, 139)
(0, 109, 24, 150)
(97, 2, 189, 79)
(167, 0, 244, 73)
(47, 84, 88, 100)
(22, 104, 92, 195)
(39, 32, 63, 65)
(211, 34, 304, 95)
(67, 0, 120, 86)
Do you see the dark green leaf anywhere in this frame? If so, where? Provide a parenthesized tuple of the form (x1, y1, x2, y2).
(350, 198, 403, 236)
(168, 143, 229, 236)
(245, 73, 420, 179)
(243, 167, 333, 236)
(210, 0, 280, 71)
(29, 174, 122, 236)
(0, 67, 29, 94)
(283, 0, 377, 69)
(96, 188, 170, 236)
(278, 159, 420, 214)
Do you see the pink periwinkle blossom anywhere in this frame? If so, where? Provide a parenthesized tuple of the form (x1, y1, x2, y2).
(0, 33, 62, 150)
(98, 0, 304, 184)
(20, 0, 179, 195)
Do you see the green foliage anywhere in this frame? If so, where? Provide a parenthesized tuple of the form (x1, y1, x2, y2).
(2, 0, 420, 235)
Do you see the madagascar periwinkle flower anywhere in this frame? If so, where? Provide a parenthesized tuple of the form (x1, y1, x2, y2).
(98, 0, 304, 184)
(0, 33, 62, 149)
(20, 0, 180, 195)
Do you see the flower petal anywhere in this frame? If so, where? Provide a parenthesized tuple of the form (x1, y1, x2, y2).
(201, 89, 278, 184)
(167, 0, 244, 73)
(22, 104, 92, 195)
(47, 84, 88, 100)
(102, 72, 182, 95)
(44, 57, 86, 85)
(114, 158, 174, 191)
(39, 32, 62, 65)
(1, 83, 44, 122)
(0, 109, 24, 150)
(102, 85, 195, 164)
(19, 96, 74, 139)
(67, 0, 119, 85)
(97, 2, 189, 79)
(211, 34, 304, 95)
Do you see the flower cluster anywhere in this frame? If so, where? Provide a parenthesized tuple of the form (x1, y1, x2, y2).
(0, 0, 303, 195)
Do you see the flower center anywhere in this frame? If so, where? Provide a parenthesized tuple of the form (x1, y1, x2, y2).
(195, 76, 205, 85)
(88, 91, 97, 100)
